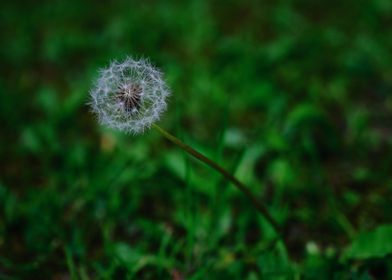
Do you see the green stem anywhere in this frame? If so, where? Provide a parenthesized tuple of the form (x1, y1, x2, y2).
(152, 123, 282, 235)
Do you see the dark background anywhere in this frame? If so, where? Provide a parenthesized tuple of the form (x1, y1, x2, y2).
(1, 0, 392, 278)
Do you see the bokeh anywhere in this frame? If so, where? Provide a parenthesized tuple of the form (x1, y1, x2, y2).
(1, 0, 392, 278)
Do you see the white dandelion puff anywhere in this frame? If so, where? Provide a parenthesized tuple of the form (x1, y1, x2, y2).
(89, 57, 170, 134)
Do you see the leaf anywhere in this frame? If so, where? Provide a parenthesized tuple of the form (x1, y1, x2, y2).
(163, 150, 219, 196)
(344, 224, 392, 259)
(285, 103, 326, 133)
(235, 145, 264, 185)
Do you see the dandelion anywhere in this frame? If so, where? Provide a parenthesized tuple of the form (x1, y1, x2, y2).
(89, 57, 170, 134)
(89, 56, 282, 239)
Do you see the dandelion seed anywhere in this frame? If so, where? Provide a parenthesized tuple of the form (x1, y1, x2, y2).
(89, 57, 170, 134)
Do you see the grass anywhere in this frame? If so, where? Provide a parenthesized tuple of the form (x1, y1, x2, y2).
(1, 0, 392, 279)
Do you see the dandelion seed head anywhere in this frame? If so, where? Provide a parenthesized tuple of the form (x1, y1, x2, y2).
(89, 57, 170, 134)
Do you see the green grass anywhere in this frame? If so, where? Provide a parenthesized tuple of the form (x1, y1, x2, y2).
(1, 0, 392, 278)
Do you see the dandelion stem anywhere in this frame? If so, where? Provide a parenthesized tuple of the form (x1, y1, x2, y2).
(152, 123, 282, 235)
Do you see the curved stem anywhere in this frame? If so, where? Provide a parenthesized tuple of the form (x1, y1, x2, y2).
(152, 124, 282, 235)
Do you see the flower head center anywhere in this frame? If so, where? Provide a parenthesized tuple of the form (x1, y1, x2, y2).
(116, 83, 142, 114)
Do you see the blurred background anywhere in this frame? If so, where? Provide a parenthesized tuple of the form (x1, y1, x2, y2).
(1, 0, 392, 278)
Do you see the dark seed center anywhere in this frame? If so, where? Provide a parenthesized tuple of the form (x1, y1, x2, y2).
(116, 84, 142, 114)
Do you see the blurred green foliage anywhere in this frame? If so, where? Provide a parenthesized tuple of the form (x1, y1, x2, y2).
(1, 0, 392, 278)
